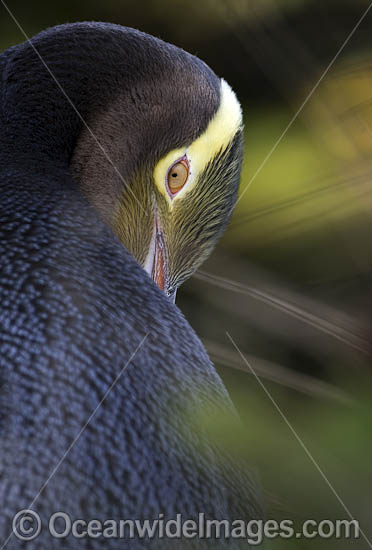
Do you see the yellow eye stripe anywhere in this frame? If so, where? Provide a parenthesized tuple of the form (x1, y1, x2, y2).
(153, 79, 242, 208)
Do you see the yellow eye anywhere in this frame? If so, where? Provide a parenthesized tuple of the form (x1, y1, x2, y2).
(167, 158, 189, 196)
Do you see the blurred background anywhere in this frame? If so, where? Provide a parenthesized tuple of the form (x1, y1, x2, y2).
(1, 0, 372, 547)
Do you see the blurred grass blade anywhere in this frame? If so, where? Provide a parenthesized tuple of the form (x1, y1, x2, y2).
(206, 339, 352, 405)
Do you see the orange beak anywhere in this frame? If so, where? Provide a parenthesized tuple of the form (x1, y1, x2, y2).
(143, 213, 177, 303)
(151, 218, 167, 292)
(144, 213, 176, 300)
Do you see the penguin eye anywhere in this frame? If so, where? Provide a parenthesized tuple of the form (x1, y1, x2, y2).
(167, 157, 189, 196)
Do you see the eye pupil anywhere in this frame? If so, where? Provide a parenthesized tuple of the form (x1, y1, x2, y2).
(167, 158, 189, 196)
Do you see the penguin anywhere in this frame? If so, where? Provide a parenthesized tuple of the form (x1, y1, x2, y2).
(0, 22, 262, 549)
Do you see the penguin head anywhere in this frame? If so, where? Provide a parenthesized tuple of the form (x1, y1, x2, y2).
(68, 25, 243, 300)
(5, 23, 243, 300)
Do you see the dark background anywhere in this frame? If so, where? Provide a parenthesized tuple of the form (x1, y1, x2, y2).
(1, 1, 372, 547)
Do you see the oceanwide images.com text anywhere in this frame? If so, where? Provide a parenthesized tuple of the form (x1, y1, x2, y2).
(11, 510, 360, 545)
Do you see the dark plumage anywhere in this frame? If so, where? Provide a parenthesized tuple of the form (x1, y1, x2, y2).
(0, 23, 262, 549)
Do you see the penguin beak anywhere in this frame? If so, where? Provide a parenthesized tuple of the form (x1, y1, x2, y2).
(152, 223, 167, 293)
(144, 214, 176, 302)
